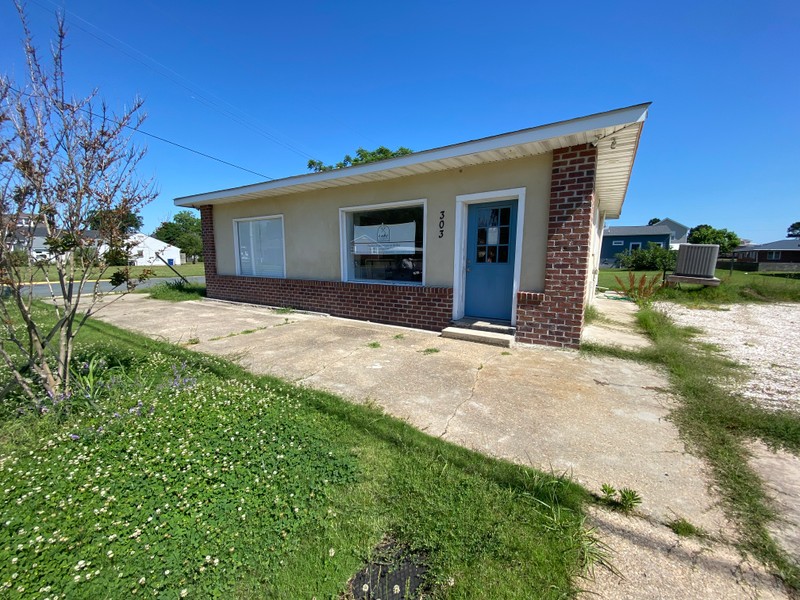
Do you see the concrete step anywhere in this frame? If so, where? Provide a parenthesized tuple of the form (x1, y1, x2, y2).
(441, 326, 514, 347)
(451, 319, 516, 336)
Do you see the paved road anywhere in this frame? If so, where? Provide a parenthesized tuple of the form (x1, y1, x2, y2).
(8, 275, 205, 298)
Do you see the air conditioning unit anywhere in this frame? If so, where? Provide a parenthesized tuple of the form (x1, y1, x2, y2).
(675, 244, 719, 278)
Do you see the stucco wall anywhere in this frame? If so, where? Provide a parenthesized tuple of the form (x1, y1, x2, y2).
(586, 204, 604, 305)
(212, 154, 552, 290)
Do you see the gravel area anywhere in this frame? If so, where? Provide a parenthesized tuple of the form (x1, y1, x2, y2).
(656, 302, 800, 413)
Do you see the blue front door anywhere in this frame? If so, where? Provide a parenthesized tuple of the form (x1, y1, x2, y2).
(465, 201, 517, 320)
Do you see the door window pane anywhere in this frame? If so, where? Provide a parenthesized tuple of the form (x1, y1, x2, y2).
(475, 206, 511, 265)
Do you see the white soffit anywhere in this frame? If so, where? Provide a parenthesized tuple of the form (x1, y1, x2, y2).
(175, 103, 649, 212)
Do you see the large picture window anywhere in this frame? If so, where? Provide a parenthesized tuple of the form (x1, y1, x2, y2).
(235, 216, 285, 278)
(341, 201, 425, 284)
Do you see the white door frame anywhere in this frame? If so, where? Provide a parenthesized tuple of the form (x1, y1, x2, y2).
(452, 187, 526, 324)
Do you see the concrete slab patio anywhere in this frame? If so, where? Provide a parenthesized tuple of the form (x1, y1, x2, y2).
(92, 293, 790, 599)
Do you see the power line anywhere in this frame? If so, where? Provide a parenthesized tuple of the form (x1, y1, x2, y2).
(5, 85, 272, 180)
(31, 0, 320, 162)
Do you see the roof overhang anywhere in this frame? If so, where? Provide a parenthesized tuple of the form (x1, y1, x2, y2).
(175, 103, 650, 219)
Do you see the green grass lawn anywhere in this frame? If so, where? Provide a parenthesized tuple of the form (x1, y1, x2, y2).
(0, 314, 595, 598)
(598, 268, 800, 304)
(20, 262, 206, 283)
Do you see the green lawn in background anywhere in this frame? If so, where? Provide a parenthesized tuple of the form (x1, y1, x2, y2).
(18, 262, 206, 283)
(0, 312, 595, 598)
(598, 268, 800, 304)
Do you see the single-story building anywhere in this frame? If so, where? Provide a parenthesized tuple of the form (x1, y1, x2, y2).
(175, 103, 650, 349)
(733, 239, 800, 272)
(600, 224, 672, 265)
(126, 233, 182, 267)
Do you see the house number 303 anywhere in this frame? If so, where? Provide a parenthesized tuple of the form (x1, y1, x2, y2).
(438, 210, 445, 238)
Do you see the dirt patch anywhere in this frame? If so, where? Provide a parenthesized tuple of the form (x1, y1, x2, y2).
(348, 539, 428, 600)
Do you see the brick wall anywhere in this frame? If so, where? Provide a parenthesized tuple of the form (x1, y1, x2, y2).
(200, 205, 216, 277)
(199, 205, 452, 331)
(515, 144, 597, 349)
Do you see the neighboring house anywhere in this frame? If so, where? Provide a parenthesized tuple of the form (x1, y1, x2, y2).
(654, 218, 689, 249)
(733, 239, 800, 272)
(174, 103, 650, 349)
(599, 225, 672, 265)
(3, 222, 57, 260)
(126, 233, 182, 266)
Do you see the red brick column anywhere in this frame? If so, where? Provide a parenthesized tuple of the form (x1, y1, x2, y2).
(199, 205, 217, 278)
(515, 144, 597, 348)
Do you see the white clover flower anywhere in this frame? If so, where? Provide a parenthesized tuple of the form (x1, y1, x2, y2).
(393, 584, 400, 594)
(362, 584, 369, 592)
(328, 548, 335, 557)
(180, 590, 188, 598)
(164, 570, 170, 576)
(138, 577, 146, 585)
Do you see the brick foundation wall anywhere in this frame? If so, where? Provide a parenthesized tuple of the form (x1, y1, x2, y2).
(515, 144, 597, 349)
(199, 205, 452, 331)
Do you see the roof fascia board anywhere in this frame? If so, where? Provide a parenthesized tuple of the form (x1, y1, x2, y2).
(175, 103, 650, 207)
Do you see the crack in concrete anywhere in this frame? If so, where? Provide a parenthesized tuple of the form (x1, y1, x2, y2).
(293, 345, 364, 383)
(439, 351, 500, 439)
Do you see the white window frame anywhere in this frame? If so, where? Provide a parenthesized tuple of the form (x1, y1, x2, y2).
(339, 199, 427, 285)
(453, 187, 526, 324)
(629, 242, 642, 251)
(233, 214, 286, 278)
(612, 240, 624, 246)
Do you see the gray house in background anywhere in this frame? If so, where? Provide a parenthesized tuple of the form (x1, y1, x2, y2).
(654, 218, 689, 248)
(600, 224, 672, 265)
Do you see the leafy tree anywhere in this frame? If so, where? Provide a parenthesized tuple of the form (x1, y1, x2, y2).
(307, 146, 413, 172)
(153, 210, 202, 262)
(88, 208, 143, 234)
(788, 221, 800, 239)
(647, 218, 662, 226)
(0, 6, 156, 402)
(687, 224, 741, 254)
(617, 243, 677, 272)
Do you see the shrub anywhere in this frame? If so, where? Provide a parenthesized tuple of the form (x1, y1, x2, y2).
(616, 243, 676, 272)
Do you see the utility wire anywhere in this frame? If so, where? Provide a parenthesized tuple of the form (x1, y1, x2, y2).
(5, 85, 273, 180)
(32, 0, 319, 162)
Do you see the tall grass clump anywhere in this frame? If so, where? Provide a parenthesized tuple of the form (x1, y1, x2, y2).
(146, 280, 206, 301)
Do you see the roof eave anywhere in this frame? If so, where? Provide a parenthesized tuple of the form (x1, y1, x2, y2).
(175, 103, 649, 209)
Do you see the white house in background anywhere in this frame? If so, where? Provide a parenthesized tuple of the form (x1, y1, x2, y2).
(127, 233, 182, 266)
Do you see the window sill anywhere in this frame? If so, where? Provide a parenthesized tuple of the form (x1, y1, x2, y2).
(345, 279, 425, 287)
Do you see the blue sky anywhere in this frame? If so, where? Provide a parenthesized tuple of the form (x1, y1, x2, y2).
(2, 0, 798, 243)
